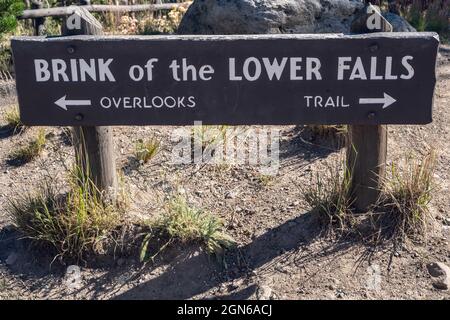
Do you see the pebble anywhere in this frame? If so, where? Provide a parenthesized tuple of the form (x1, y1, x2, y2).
(426, 262, 450, 290)
(443, 217, 450, 226)
(336, 289, 345, 298)
(64, 265, 83, 291)
(225, 191, 237, 199)
(256, 284, 272, 300)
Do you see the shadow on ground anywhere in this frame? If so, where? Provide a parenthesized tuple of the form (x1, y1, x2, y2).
(1, 206, 373, 299)
(279, 126, 346, 170)
(110, 209, 351, 300)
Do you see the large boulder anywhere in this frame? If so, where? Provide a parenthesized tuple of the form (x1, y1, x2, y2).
(178, 0, 365, 35)
(383, 12, 416, 32)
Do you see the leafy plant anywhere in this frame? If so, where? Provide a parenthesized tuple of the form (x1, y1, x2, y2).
(0, 0, 24, 37)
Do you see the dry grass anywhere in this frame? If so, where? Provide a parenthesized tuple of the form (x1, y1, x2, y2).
(192, 125, 228, 153)
(303, 156, 354, 232)
(116, 3, 190, 35)
(374, 150, 437, 243)
(10, 128, 46, 163)
(135, 137, 160, 164)
(140, 196, 236, 262)
(7, 166, 125, 261)
(2, 105, 25, 133)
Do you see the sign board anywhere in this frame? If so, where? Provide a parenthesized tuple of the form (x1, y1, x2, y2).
(11, 33, 439, 126)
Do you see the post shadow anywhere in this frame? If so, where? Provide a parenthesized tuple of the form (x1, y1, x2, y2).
(113, 208, 354, 300)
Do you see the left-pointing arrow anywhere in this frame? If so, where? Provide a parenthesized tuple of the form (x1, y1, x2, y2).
(55, 95, 92, 111)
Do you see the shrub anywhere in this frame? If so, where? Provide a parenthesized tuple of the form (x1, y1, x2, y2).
(0, 0, 24, 37)
(407, 0, 427, 31)
(424, 0, 449, 34)
(139, 4, 190, 35)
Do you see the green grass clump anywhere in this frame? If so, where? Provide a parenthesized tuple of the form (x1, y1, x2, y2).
(3, 105, 25, 133)
(376, 151, 436, 242)
(135, 137, 160, 164)
(0, 0, 24, 37)
(140, 196, 236, 262)
(7, 166, 123, 261)
(303, 158, 354, 232)
(192, 125, 228, 153)
(11, 128, 45, 163)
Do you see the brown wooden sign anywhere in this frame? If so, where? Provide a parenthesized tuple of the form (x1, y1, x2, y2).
(11, 33, 439, 126)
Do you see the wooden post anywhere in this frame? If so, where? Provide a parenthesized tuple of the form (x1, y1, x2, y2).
(62, 7, 118, 198)
(31, 0, 45, 36)
(347, 4, 392, 212)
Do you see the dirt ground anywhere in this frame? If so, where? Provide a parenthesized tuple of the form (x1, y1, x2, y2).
(0, 45, 449, 300)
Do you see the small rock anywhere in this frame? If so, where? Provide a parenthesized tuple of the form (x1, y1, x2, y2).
(195, 190, 203, 197)
(245, 208, 256, 215)
(117, 258, 125, 267)
(336, 289, 345, 298)
(443, 217, 450, 226)
(6, 252, 18, 266)
(45, 132, 56, 139)
(256, 284, 272, 300)
(426, 262, 450, 290)
(64, 265, 83, 291)
(225, 191, 237, 199)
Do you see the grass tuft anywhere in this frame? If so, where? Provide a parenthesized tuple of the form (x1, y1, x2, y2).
(135, 137, 160, 164)
(192, 125, 228, 153)
(10, 128, 46, 163)
(7, 165, 124, 261)
(140, 196, 236, 262)
(2, 105, 25, 133)
(303, 157, 354, 232)
(375, 150, 437, 243)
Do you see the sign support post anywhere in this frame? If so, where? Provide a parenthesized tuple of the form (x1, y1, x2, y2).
(63, 7, 117, 198)
(347, 4, 391, 212)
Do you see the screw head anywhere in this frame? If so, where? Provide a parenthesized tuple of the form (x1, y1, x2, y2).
(67, 45, 76, 54)
(367, 111, 376, 119)
(75, 113, 83, 121)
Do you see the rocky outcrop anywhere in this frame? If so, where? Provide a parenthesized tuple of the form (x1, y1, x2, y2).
(178, 0, 365, 35)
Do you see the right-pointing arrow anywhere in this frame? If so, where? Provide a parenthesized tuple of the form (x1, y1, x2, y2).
(359, 92, 396, 109)
(55, 95, 92, 111)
